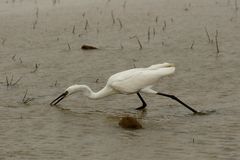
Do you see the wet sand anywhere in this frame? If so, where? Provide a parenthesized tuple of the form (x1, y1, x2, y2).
(0, 0, 240, 159)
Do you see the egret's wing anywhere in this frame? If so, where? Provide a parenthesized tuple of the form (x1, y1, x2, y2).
(109, 67, 175, 94)
(108, 68, 144, 93)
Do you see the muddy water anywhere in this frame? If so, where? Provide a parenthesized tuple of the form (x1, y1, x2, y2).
(0, 0, 240, 159)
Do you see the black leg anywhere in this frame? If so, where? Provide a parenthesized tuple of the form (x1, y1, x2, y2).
(136, 92, 147, 110)
(157, 92, 198, 113)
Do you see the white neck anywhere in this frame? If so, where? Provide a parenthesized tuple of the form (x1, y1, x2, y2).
(68, 85, 115, 99)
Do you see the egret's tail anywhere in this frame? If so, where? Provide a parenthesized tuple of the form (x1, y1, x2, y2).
(148, 63, 175, 70)
(158, 66, 175, 76)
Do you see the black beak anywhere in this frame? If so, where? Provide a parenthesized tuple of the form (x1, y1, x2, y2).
(50, 91, 69, 106)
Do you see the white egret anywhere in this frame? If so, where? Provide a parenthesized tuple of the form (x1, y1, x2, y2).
(50, 63, 198, 113)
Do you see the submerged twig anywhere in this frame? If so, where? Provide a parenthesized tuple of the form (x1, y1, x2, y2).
(36, 7, 39, 18)
(6, 76, 9, 86)
(132, 59, 137, 68)
(153, 28, 156, 38)
(11, 54, 23, 64)
(82, 12, 86, 18)
(54, 80, 58, 86)
(162, 20, 167, 31)
(215, 30, 220, 55)
(120, 43, 124, 50)
(31, 64, 39, 73)
(155, 16, 158, 24)
(130, 36, 143, 50)
(1, 38, 7, 46)
(12, 54, 16, 61)
(33, 19, 38, 30)
(204, 27, 211, 43)
(19, 57, 23, 64)
(148, 27, 151, 42)
(6, 75, 22, 87)
(22, 89, 34, 104)
(190, 40, 195, 49)
(137, 38, 143, 50)
(117, 18, 123, 30)
(95, 78, 99, 83)
(50, 80, 59, 87)
(72, 25, 75, 34)
(84, 19, 89, 31)
(12, 77, 23, 86)
(10, 75, 13, 85)
(111, 10, 115, 25)
(67, 43, 71, 50)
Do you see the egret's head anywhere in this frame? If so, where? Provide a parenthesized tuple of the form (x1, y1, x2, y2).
(50, 85, 81, 106)
(65, 85, 82, 95)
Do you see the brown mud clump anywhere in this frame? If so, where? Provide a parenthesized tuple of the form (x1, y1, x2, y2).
(81, 45, 98, 50)
(119, 116, 142, 129)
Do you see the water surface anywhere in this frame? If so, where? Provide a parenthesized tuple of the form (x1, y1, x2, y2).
(0, 0, 240, 159)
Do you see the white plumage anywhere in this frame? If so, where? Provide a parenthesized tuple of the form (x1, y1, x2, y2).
(108, 63, 175, 94)
(50, 62, 198, 113)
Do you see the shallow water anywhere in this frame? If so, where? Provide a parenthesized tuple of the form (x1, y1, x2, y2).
(0, 0, 240, 159)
